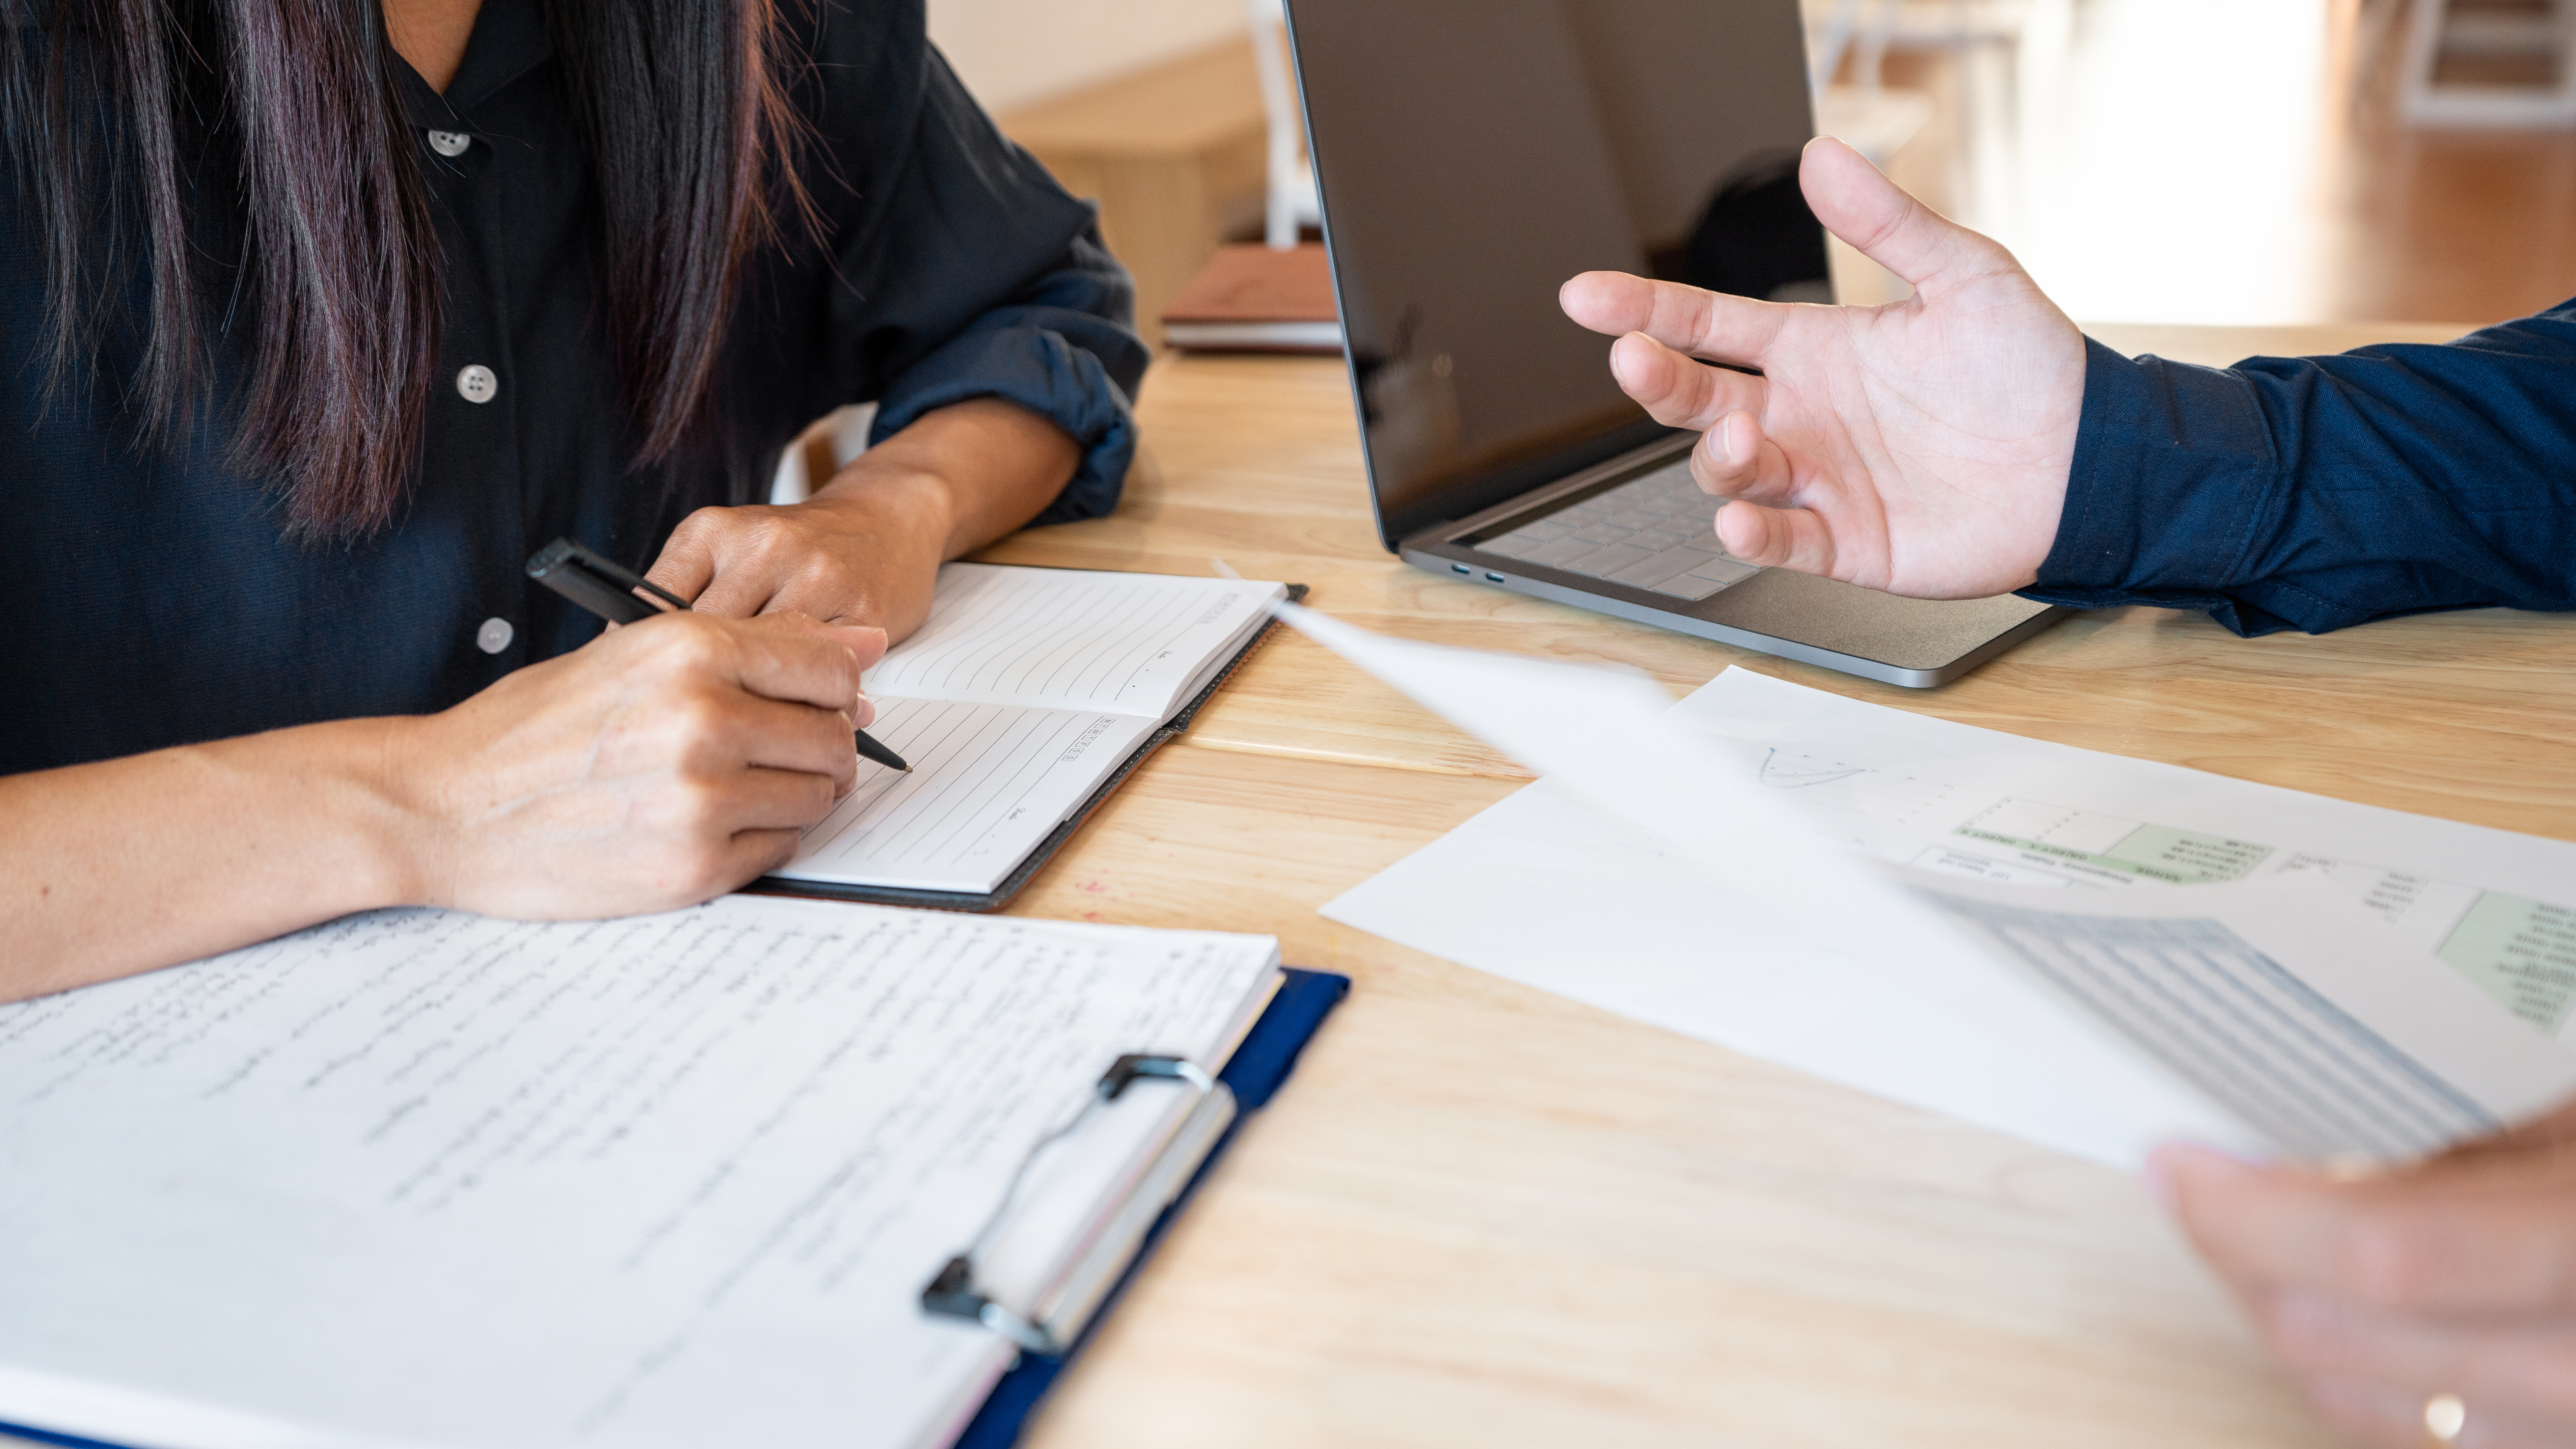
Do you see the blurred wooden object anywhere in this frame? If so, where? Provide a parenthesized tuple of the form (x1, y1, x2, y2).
(961, 323, 2573, 1449)
(2399, 0, 2576, 127)
(1001, 37, 1270, 347)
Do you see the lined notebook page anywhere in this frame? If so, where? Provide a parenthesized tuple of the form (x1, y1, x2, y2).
(782, 700, 1159, 892)
(0, 897, 1279, 1449)
(869, 565, 1284, 717)
(772, 565, 1287, 893)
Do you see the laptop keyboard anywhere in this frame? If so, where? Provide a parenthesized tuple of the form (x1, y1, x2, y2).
(1470, 461, 1764, 601)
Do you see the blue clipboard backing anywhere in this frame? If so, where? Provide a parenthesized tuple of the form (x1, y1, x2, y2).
(950, 966, 1351, 1449)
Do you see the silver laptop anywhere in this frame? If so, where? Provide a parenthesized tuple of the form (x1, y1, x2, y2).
(1283, 0, 2059, 687)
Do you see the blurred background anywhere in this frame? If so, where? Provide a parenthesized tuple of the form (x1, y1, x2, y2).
(927, 0, 2576, 338)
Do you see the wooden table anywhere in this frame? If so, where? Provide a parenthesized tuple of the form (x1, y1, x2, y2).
(968, 322, 2575, 1449)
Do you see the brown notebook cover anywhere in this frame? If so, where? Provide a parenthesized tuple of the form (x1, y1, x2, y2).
(1161, 243, 1342, 353)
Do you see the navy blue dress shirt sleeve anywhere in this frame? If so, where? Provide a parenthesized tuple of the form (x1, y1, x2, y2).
(2025, 303, 2576, 635)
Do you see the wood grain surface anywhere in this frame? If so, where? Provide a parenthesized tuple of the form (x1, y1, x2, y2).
(965, 326, 2573, 1449)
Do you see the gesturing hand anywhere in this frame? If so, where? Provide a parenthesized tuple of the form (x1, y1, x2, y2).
(399, 610, 888, 920)
(1557, 137, 2087, 600)
(2154, 1102, 2576, 1448)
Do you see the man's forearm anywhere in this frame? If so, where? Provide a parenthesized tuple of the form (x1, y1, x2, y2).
(0, 719, 424, 1002)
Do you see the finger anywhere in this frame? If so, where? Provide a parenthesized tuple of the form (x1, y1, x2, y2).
(743, 613, 888, 726)
(711, 763, 845, 835)
(678, 693, 861, 790)
(1689, 411, 1799, 508)
(709, 827, 809, 894)
(1798, 136, 2016, 294)
(1712, 500, 1838, 576)
(1607, 332, 1768, 432)
(643, 508, 728, 610)
(2253, 1289, 2576, 1439)
(2159, 1142, 2576, 1314)
(1560, 270, 1791, 367)
(687, 549, 788, 621)
(635, 613, 866, 717)
(743, 611, 890, 670)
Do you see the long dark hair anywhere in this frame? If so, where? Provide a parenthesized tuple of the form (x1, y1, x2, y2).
(1, 0, 809, 535)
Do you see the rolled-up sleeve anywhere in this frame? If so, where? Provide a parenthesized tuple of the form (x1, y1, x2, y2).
(868, 229, 1146, 525)
(807, 12, 1150, 524)
(2024, 304, 2576, 635)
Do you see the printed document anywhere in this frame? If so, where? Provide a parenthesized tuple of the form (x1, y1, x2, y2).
(0, 897, 1279, 1449)
(1277, 609, 2576, 1167)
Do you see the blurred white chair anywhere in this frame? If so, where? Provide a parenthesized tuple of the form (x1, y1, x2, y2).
(2396, 0, 2576, 128)
(1245, 0, 1321, 249)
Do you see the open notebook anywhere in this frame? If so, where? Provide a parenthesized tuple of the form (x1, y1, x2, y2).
(0, 896, 1294, 1449)
(759, 565, 1291, 909)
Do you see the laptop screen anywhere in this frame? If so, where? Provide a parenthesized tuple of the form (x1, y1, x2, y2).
(1286, 0, 1826, 548)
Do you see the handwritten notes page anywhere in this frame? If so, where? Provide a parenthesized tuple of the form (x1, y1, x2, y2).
(0, 896, 1280, 1449)
(779, 566, 1286, 894)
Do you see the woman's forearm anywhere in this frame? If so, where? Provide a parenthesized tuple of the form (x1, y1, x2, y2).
(3, 608, 884, 1007)
(0, 717, 425, 1002)
(832, 395, 1084, 558)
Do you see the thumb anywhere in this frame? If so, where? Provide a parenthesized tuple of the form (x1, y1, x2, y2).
(832, 623, 890, 673)
(1798, 136, 2006, 292)
(745, 612, 891, 711)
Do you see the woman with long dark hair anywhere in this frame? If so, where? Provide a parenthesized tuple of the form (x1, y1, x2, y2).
(0, 0, 1149, 1000)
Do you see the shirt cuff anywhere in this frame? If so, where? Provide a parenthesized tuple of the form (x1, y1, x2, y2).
(2018, 336, 2300, 635)
(869, 309, 1141, 527)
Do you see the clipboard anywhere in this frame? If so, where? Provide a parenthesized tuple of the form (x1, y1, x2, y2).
(742, 584, 1310, 915)
(0, 968, 1349, 1449)
(934, 966, 1349, 1449)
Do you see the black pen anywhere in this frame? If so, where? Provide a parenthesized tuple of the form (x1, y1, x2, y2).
(525, 537, 911, 773)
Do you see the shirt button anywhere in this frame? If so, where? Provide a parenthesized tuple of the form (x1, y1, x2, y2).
(456, 364, 498, 404)
(476, 617, 514, 655)
(426, 130, 472, 158)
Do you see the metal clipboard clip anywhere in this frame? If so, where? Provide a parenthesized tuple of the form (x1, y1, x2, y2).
(921, 1054, 1234, 1357)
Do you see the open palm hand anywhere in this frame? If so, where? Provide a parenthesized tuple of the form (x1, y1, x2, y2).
(1559, 138, 2087, 600)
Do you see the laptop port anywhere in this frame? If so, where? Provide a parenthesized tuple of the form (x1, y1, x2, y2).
(1484, 572, 1506, 583)
(1452, 563, 1470, 575)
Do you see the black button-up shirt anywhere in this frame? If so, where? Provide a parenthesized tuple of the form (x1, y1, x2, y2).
(0, 0, 1146, 775)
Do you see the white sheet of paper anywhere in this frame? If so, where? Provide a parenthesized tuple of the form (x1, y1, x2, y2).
(1670, 669, 2576, 1040)
(0, 896, 1278, 1449)
(777, 566, 1285, 893)
(1326, 776, 2153, 1161)
(1280, 611, 2574, 1165)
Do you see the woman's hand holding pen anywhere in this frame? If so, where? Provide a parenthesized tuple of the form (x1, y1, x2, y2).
(642, 397, 1081, 642)
(2154, 1104, 2576, 1449)
(392, 611, 888, 920)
